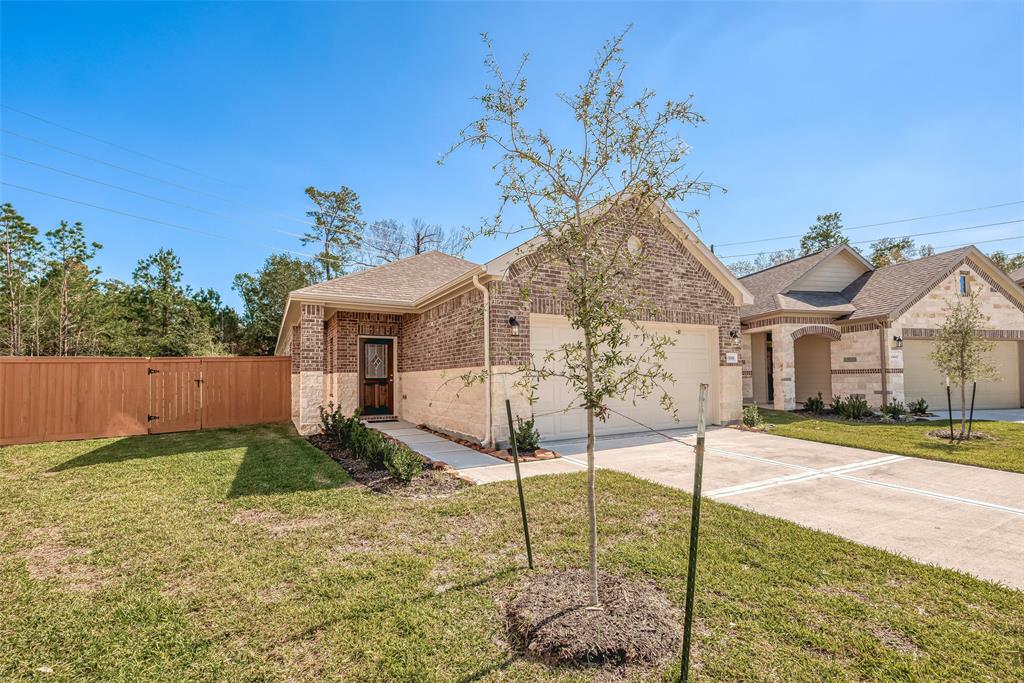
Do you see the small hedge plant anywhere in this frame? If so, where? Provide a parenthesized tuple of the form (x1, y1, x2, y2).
(512, 415, 541, 453)
(880, 400, 907, 421)
(830, 395, 870, 420)
(319, 403, 423, 484)
(742, 404, 765, 428)
(804, 392, 825, 414)
(908, 398, 929, 415)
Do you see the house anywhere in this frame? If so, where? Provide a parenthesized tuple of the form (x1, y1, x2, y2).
(739, 245, 1024, 411)
(275, 200, 753, 444)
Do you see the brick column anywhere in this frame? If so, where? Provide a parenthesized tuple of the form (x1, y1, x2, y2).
(293, 303, 325, 435)
(772, 329, 796, 410)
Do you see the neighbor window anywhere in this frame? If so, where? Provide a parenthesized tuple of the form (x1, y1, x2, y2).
(958, 273, 969, 295)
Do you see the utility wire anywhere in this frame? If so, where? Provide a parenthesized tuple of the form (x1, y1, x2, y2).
(0, 181, 344, 264)
(713, 200, 1024, 248)
(717, 218, 1024, 260)
(2, 103, 237, 187)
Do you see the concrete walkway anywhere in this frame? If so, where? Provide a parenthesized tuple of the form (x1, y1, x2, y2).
(372, 420, 505, 470)
(456, 426, 1024, 589)
(925, 408, 1024, 423)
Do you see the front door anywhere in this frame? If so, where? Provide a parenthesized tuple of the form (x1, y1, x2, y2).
(360, 338, 394, 415)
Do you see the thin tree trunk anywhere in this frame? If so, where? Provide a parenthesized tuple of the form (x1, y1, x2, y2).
(583, 328, 599, 609)
(959, 382, 967, 437)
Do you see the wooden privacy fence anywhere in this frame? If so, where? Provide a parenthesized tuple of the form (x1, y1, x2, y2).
(0, 356, 291, 446)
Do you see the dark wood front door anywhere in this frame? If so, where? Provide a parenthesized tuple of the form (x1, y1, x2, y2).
(360, 338, 394, 415)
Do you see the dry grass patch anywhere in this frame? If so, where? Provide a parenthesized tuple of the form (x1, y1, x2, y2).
(19, 527, 108, 593)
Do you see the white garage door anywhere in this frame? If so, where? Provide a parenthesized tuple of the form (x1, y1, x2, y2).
(529, 314, 717, 440)
(903, 340, 1021, 410)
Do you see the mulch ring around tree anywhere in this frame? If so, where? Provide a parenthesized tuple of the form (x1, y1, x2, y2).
(503, 569, 682, 678)
(925, 428, 993, 442)
(307, 435, 470, 498)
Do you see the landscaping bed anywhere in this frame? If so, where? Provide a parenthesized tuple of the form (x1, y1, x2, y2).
(756, 408, 1024, 473)
(417, 425, 561, 463)
(1, 424, 1022, 681)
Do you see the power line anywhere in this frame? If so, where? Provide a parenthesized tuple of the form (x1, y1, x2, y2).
(1, 152, 306, 239)
(713, 200, 1024, 248)
(717, 218, 1024, 260)
(1, 103, 236, 187)
(0, 181, 346, 264)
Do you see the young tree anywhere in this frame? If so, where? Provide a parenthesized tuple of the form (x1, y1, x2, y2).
(233, 253, 319, 355)
(869, 236, 917, 268)
(799, 212, 848, 255)
(445, 29, 715, 607)
(41, 221, 102, 356)
(361, 217, 468, 266)
(929, 292, 998, 437)
(301, 185, 364, 279)
(0, 203, 42, 355)
(728, 248, 798, 277)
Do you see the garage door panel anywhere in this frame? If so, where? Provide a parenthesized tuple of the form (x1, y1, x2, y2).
(528, 315, 716, 440)
(904, 340, 1020, 410)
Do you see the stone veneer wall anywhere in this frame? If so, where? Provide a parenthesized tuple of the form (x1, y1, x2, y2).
(488, 207, 745, 424)
(292, 304, 325, 434)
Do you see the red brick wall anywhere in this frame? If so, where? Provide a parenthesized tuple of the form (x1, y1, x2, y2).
(325, 312, 401, 374)
(299, 304, 324, 372)
(399, 290, 485, 372)
(490, 210, 742, 366)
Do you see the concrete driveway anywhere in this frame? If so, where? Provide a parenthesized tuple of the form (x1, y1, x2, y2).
(926, 408, 1024, 423)
(458, 427, 1024, 589)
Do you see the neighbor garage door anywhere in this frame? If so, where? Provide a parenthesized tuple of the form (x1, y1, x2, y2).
(529, 314, 717, 440)
(903, 339, 1020, 410)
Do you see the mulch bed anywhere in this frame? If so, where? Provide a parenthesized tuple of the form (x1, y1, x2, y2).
(925, 428, 993, 441)
(792, 411, 933, 423)
(503, 569, 682, 678)
(417, 425, 560, 463)
(308, 434, 469, 498)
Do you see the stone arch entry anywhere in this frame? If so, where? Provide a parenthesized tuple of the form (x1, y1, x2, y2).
(791, 325, 841, 342)
(791, 326, 839, 404)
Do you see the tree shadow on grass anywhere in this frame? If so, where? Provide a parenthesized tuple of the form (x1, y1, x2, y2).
(46, 424, 350, 498)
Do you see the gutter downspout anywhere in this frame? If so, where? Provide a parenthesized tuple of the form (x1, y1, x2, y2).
(877, 320, 888, 408)
(472, 273, 493, 448)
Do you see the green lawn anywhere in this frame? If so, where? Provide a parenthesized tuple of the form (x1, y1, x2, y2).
(757, 409, 1024, 474)
(1, 425, 1022, 682)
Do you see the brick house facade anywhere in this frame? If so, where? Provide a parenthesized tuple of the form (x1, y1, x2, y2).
(277, 200, 752, 443)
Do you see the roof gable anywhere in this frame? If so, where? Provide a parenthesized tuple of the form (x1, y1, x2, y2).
(738, 245, 863, 319)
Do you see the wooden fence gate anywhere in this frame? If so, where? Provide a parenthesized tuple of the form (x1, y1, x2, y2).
(0, 356, 292, 446)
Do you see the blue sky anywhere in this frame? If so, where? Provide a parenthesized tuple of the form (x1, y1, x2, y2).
(2, 1, 1022, 308)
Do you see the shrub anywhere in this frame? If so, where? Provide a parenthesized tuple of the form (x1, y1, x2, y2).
(742, 404, 764, 428)
(320, 402, 345, 442)
(512, 415, 541, 452)
(881, 400, 907, 420)
(804, 392, 825, 414)
(354, 429, 388, 469)
(908, 398, 929, 415)
(833, 395, 870, 420)
(384, 443, 423, 484)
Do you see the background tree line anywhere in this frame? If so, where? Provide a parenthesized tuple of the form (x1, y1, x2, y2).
(2, 187, 467, 357)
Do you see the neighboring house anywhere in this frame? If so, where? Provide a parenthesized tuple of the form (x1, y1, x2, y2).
(275, 201, 752, 443)
(1011, 266, 1024, 287)
(739, 245, 1024, 411)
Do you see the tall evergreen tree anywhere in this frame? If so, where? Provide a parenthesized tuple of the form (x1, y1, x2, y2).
(799, 212, 848, 255)
(233, 253, 319, 354)
(0, 203, 42, 355)
(41, 221, 102, 356)
(301, 185, 364, 279)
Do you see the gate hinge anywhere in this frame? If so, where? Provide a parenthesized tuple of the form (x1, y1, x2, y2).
(148, 414, 160, 422)
(148, 367, 160, 375)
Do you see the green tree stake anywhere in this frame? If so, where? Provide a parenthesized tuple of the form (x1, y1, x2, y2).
(945, 376, 955, 443)
(503, 375, 534, 570)
(680, 383, 709, 683)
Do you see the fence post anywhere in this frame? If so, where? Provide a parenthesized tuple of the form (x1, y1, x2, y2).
(680, 383, 709, 683)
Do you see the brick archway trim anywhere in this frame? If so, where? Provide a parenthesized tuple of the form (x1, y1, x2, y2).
(791, 325, 841, 342)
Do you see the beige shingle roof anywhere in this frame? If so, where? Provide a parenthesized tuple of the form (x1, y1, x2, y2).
(1011, 266, 1024, 285)
(291, 251, 481, 305)
(841, 247, 972, 320)
(738, 246, 847, 319)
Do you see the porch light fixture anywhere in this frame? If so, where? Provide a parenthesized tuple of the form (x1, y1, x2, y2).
(893, 335, 903, 349)
(729, 330, 741, 346)
(508, 316, 520, 336)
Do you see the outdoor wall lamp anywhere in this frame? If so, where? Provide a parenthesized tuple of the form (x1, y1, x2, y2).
(729, 329, 741, 346)
(893, 335, 903, 349)
(508, 316, 520, 336)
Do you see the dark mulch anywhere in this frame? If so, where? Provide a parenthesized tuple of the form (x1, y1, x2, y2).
(503, 569, 682, 677)
(926, 428, 993, 441)
(307, 435, 469, 498)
